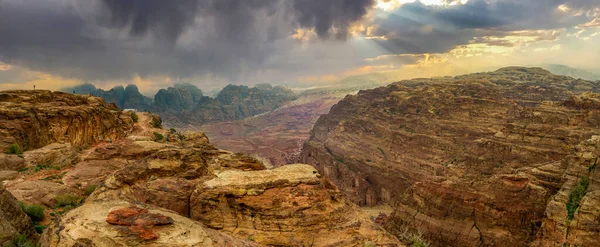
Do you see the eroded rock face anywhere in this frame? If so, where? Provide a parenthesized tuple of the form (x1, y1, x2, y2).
(40, 200, 263, 247)
(0, 90, 133, 151)
(534, 136, 600, 247)
(0, 154, 25, 171)
(190, 164, 401, 247)
(0, 184, 37, 245)
(87, 141, 215, 216)
(298, 67, 600, 246)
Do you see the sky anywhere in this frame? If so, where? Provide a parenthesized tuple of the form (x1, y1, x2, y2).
(0, 0, 599, 95)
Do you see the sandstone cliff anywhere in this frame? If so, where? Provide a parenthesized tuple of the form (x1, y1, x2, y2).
(299, 67, 600, 246)
(0, 90, 133, 152)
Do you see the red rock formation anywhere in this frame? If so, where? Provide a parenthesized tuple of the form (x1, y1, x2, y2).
(106, 206, 174, 240)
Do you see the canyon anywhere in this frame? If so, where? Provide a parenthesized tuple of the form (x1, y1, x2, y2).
(2, 67, 600, 247)
(299, 67, 600, 246)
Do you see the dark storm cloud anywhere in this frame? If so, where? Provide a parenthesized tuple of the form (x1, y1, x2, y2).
(0, 0, 376, 83)
(100, 0, 200, 43)
(292, 0, 376, 38)
(369, 0, 599, 54)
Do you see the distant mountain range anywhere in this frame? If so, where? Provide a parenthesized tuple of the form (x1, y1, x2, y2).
(539, 64, 600, 81)
(62, 83, 297, 126)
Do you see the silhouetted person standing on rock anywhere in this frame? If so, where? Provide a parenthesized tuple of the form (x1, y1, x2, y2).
(33, 85, 35, 90)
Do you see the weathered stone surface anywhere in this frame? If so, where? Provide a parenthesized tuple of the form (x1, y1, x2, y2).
(87, 142, 215, 216)
(0, 171, 18, 181)
(213, 153, 267, 171)
(0, 184, 37, 245)
(62, 159, 128, 190)
(298, 67, 600, 246)
(23, 143, 80, 168)
(190, 164, 402, 247)
(0, 154, 25, 171)
(5, 180, 81, 207)
(0, 90, 133, 152)
(40, 200, 264, 247)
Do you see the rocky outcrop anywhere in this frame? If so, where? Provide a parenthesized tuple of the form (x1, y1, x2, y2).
(88, 140, 219, 216)
(534, 136, 600, 247)
(190, 164, 401, 247)
(40, 200, 263, 247)
(0, 154, 25, 171)
(23, 143, 80, 168)
(0, 184, 37, 245)
(0, 90, 134, 152)
(6, 180, 81, 208)
(299, 67, 600, 246)
(105, 206, 175, 240)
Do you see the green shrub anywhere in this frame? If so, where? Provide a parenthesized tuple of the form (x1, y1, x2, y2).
(130, 111, 139, 123)
(34, 224, 46, 234)
(55, 194, 84, 208)
(169, 128, 177, 133)
(84, 185, 97, 196)
(566, 176, 590, 220)
(5, 144, 23, 155)
(153, 132, 164, 141)
(19, 202, 44, 222)
(151, 116, 162, 128)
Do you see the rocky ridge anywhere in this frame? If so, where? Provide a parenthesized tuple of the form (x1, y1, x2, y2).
(299, 67, 600, 246)
(64, 83, 298, 126)
(0, 90, 133, 152)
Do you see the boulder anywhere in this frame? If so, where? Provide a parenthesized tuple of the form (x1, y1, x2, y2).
(40, 200, 263, 247)
(0, 184, 37, 245)
(0, 154, 25, 171)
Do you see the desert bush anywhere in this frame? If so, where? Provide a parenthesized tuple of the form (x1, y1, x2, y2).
(169, 128, 177, 133)
(54, 194, 84, 208)
(153, 132, 164, 141)
(34, 224, 46, 234)
(566, 176, 590, 220)
(19, 202, 44, 222)
(5, 143, 23, 155)
(84, 185, 97, 196)
(130, 111, 139, 123)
